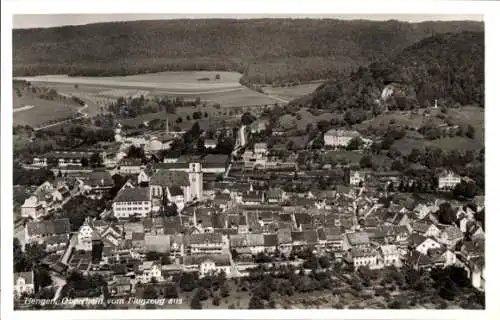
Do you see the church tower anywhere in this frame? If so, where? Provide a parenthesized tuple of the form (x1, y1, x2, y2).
(188, 163, 203, 202)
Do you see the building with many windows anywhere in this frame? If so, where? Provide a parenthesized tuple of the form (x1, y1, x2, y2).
(112, 187, 151, 219)
(438, 170, 462, 190)
(324, 129, 361, 147)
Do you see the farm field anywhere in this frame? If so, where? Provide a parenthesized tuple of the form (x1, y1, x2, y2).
(17, 71, 244, 92)
(262, 82, 322, 102)
(13, 94, 80, 127)
(18, 71, 282, 107)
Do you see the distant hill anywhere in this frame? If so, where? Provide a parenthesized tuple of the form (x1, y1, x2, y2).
(291, 31, 484, 113)
(13, 19, 483, 85)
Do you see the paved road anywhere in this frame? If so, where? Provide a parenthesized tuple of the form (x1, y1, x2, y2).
(51, 272, 67, 301)
(264, 93, 290, 104)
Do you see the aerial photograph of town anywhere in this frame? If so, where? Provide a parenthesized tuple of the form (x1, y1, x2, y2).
(8, 11, 486, 312)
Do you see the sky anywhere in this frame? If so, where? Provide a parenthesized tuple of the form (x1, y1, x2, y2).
(13, 14, 484, 29)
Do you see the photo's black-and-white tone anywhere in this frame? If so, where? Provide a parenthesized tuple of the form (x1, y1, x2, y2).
(8, 12, 486, 312)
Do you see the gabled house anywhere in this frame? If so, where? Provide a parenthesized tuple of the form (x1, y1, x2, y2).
(204, 139, 217, 150)
(277, 228, 293, 253)
(230, 233, 265, 255)
(378, 245, 400, 267)
(107, 276, 133, 296)
(267, 188, 284, 204)
(25, 218, 71, 244)
(413, 204, 433, 220)
(438, 224, 463, 248)
(112, 187, 151, 219)
(20, 196, 46, 221)
(45, 234, 69, 254)
(137, 168, 153, 186)
(76, 217, 112, 251)
(137, 261, 164, 283)
(410, 234, 441, 255)
(351, 248, 378, 269)
(14, 271, 35, 298)
(241, 190, 264, 205)
(214, 193, 232, 210)
(321, 227, 344, 251)
(411, 221, 441, 238)
(118, 158, 143, 175)
(78, 171, 114, 198)
(184, 233, 224, 255)
(406, 250, 436, 271)
(183, 254, 232, 278)
(343, 232, 370, 251)
(349, 170, 369, 186)
(467, 222, 485, 241)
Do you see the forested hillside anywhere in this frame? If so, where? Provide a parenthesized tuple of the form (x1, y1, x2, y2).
(292, 31, 484, 114)
(13, 19, 483, 85)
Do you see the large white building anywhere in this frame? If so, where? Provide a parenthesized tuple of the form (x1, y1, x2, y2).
(438, 170, 462, 190)
(324, 129, 361, 147)
(112, 187, 152, 219)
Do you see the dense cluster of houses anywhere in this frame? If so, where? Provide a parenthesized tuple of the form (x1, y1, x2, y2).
(15, 126, 483, 301)
(17, 169, 485, 299)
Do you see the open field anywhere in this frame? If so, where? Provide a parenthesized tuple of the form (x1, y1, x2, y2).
(13, 94, 80, 127)
(354, 111, 440, 132)
(17, 71, 244, 92)
(279, 109, 339, 131)
(355, 106, 484, 138)
(18, 71, 282, 107)
(262, 83, 322, 102)
(391, 136, 481, 156)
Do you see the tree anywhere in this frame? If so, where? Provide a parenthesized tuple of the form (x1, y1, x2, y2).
(249, 296, 265, 309)
(346, 136, 363, 151)
(163, 284, 179, 298)
(318, 256, 331, 269)
(190, 122, 201, 139)
(212, 294, 221, 306)
(89, 152, 102, 168)
(437, 202, 456, 225)
(359, 155, 374, 169)
(145, 251, 161, 261)
(465, 125, 476, 139)
(215, 74, 221, 80)
(453, 181, 479, 199)
(193, 111, 202, 120)
(143, 285, 158, 299)
(81, 157, 89, 167)
(221, 284, 230, 298)
(180, 272, 198, 292)
(241, 112, 257, 126)
(190, 292, 202, 309)
(127, 146, 145, 159)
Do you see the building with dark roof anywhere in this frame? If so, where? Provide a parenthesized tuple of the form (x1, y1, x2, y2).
(25, 218, 71, 244)
(112, 187, 151, 219)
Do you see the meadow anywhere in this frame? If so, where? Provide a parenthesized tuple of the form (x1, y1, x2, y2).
(262, 83, 322, 102)
(17, 71, 282, 107)
(13, 94, 80, 127)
